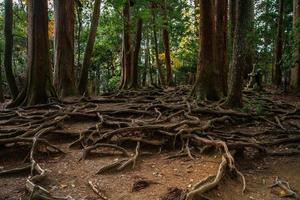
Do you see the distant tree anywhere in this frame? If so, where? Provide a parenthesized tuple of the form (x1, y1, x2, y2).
(78, 0, 102, 95)
(54, 0, 77, 97)
(291, 0, 300, 90)
(273, 0, 284, 86)
(192, 0, 221, 100)
(226, 0, 252, 107)
(4, 0, 19, 99)
(0, 51, 4, 103)
(9, 0, 56, 107)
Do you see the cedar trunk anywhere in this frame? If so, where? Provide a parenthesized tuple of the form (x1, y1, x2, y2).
(226, 0, 251, 107)
(130, 18, 143, 88)
(78, 0, 101, 95)
(54, 0, 77, 97)
(273, 0, 284, 86)
(4, 0, 19, 99)
(9, 0, 56, 107)
(291, 0, 300, 90)
(162, 1, 173, 86)
(120, 2, 132, 89)
(0, 52, 4, 102)
(192, 0, 221, 100)
(215, 0, 228, 95)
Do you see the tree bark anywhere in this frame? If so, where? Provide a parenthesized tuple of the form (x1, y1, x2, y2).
(291, 0, 300, 90)
(130, 18, 143, 88)
(9, 0, 56, 107)
(215, 0, 228, 95)
(54, 0, 77, 97)
(229, 0, 237, 46)
(244, 0, 254, 80)
(226, 0, 251, 107)
(162, 0, 173, 86)
(151, 2, 165, 86)
(273, 0, 284, 87)
(120, 2, 132, 89)
(4, 0, 19, 99)
(192, 0, 221, 101)
(78, 0, 101, 95)
(0, 52, 4, 103)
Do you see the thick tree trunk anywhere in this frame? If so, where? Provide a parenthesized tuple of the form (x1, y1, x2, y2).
(4, 0, 19, 99)
(226, 0, 251, 107)
(9, 0, 56, 107)
(273, 0, 284, 87)
(120, 2, 132, 89)
(54, 0, 77, 97)
(78, 0, 101, 95)
(151, 2, 165, 86)
(291, 0, 300, 90)
(215, 0, 228, 95)
(130, 18, 143, 88)
(162, 0, 173, 86)
(192, 0, 221, 101)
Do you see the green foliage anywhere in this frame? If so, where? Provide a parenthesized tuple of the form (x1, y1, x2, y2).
(242, 99, 264, 115)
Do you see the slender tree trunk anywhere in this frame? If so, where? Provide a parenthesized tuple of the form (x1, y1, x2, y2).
(54, 0, 77, 97)
(229, 0, 237, 46)
(291, 0, 300, 90)
(78, 0, 101, 95)
(143, 31, 150, 87)
(226, 0, 251, 107)
(273, 0, 284, 87)
(130, 18, 143, 88)
(162, 0, 173, 86)
(120, 2, 132, 89)
(151, 2, 165, 86)
(215, 0, 228, 95)
(76, 2, 83, 76)
(4, 0, 19, 99)
(9, 0, 56, 107)
(244, 0, 254, 80)
(0, 52, 4, 103)
(192, 0, 221, 101)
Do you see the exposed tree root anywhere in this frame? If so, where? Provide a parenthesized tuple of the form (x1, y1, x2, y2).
(0, 86, 299, 198)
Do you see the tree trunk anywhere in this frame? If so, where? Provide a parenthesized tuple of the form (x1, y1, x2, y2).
(229, 0, 237, 57)
(215, 0, 228, 95)
(162, 0, 173, 86)
(291, 0, 300, 90)
(130, 18, 143, 88)
(192, 0, 221, 101)
(273, 0, 284, 87)
(226, 0, 251, 107)
(120, 2, 132, 89)
(78, 0, 101, 95)
(244, 0, 254, 80)
(54, 0, 77, 97)
(151, 2, 165, 86)
(0, 52, 4, 103)
(4, 0, 19, 99)
(9, 0, 56, 107)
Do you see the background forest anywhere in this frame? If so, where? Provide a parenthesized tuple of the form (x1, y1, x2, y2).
(0, 0, 299, 100)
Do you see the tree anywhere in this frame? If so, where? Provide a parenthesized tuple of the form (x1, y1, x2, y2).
(226, 0, 252, 107)
(4, 0, 19, 99)
(273, 0, 284, 87)
(229, 0, 237, 47)
(192, 0, 221, 100)
(215, 0, 228, 95)
(54, 0, 77, 97)
(162, 0, 173, 86)
(78, 0, 102, 95)
(120, 2, 132, 89)
(9, 0, 56, 107)
(130, 18, 143, 88)
(0, 51, 4, 103)
(291, 0, 300, 90)
(151, 2, 165, 86)
(244, 0, 254, 79)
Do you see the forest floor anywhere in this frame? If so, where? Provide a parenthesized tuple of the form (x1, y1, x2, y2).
(0, 86, 300, 200)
